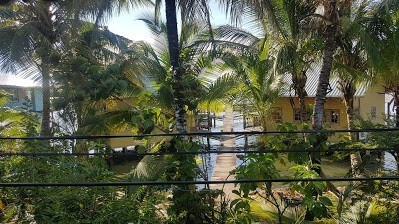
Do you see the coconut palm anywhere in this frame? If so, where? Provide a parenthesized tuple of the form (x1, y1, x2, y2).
(214, 26, 281, 131)
(331, 0, 373, 176)
(365, 0, 399, 127)
(0, 0, 149, 136)
(132, 16, 219, 128)
(52, 23, 147, 136)
(271, 0, 321, 122)
(153, 0, 215, 134)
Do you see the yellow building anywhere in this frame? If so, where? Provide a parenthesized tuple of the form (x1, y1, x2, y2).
(107, 98, 198, 150)
(265, 67, 386, 132)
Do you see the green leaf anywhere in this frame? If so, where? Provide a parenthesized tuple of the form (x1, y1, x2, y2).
(232, 190, 241, 196)
(319, 196, 333, 206)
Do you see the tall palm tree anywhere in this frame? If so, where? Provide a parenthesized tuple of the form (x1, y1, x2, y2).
(0, 0, 148, 136)
(215, 26, 281, 131)
(272, 0, 320, 122)
(0, 1, 65, 136)
(332, 0, 372, 176)
(154, 0, 214, 134)
(134, 16, 218, 131)
(312, 0, 340, 132)
(365, 0, 399, 127)
(52, 23, 145, 136)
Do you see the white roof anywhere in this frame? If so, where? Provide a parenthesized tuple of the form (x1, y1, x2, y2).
(0, 74, 40, 88)
(280, 63, 369, 97)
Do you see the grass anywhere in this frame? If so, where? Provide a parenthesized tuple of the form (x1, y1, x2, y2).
(111, 160, 138, 174)
(273, 155, 351, 188)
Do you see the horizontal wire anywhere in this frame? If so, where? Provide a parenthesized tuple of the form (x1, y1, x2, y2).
(0, 147, 397, 157)
(0, 176, 398, 187)
(1, 128, 399, 140)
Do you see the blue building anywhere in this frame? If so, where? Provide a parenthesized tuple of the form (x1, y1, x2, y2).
(0, 74, 43, 112)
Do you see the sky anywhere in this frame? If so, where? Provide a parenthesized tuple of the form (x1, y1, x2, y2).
(106, 1, 230, 43)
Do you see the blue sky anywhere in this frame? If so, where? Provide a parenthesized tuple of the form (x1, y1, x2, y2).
(106, 1, 230, 43)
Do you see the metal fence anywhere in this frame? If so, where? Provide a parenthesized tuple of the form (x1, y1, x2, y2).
(0, 128, 398, 187)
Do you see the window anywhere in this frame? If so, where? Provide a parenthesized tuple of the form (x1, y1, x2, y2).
(271, 108, 282, 122)
(324, 109, 340, 124)
(26, 89, 32, 100)
(10, 89, 18, 101)
(371, 106, 376, 119)
(293, 109, 310, 122)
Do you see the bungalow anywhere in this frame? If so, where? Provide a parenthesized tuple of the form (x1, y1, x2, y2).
(265, 64, 386, 131)
(0, 74, 43, 112)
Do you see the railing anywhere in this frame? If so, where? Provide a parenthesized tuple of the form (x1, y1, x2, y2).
(0, 128, 398, 187)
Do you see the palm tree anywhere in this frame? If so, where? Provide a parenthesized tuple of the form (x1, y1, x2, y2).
(52, 23, 146, 136)
(332, 0, 372, 176)
(154, 0, 214, 134)
(365, 0, 399, 127)
(0, 0, 148, 136)
(272, 0, 320, 122)
(133, 16, 218, 131)
(215, 26, 281, 131)
(311, 0, 341, 132)
(0, 1, 64, 136)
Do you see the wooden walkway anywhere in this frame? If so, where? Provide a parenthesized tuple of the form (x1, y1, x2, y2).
(210, 108, 238, 198)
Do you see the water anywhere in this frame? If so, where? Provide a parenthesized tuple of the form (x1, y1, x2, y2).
(196, 111, 398, 188)
(196, 116, 223, 183)
(196, 112, 258, 183)
(383, 152, 397, 172)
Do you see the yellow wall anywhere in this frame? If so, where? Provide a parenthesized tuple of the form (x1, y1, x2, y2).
(356, 84, 385, 124)
(268, 97, 348, 131)
(109, 129, 171, 149)
(109, 130, 142, 149)
(108, 111, 197, 149)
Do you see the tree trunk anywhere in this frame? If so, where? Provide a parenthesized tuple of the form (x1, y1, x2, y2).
(394, 93, 399, 128)
(307, 1, 339, 220)
(312, 0, 338, 166)
(40, 62, 51, 136)
(296, 70, 308, 123)
(393, 92, 399, 170)
(313, 0, 338, 132)
(342, 81, 363, 177)
(165, 0, 186, 133)
(347, 105, 363, 177)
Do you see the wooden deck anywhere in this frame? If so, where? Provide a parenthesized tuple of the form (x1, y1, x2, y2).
(210, 108, 238, 198)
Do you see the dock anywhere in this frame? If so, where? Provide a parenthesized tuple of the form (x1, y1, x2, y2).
(210, 108, 238, 198)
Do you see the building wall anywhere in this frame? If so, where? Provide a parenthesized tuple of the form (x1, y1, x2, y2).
(356, 84, 385, 124)
(267, 97, 348, 131)
(0, 87, 43, 112)
(33, 88, 43, 112)
(108, 129, 172, 149)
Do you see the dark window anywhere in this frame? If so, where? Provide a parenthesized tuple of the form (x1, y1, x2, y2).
(293, 108, 310, 122)
(324, 109, 339, 124)
(371, 106, 376, 119)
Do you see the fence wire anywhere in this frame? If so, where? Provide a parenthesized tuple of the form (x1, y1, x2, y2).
(0, 129, 398, 187)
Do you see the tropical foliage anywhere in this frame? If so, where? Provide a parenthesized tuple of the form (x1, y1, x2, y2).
(0, 0, 399, 223)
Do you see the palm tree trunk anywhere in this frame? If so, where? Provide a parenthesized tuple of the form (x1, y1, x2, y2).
(394, 92, 399, 128)
(307, 2, 339, 220)
(41, 62, 51, 136)
(295, 70, 308, 123)
(202, 0, 214, 41)
(313, 0, 338, 132)
(344, 88, 363, 177)
(312, 0, 338, 163)
(165, 0, 186, 133)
